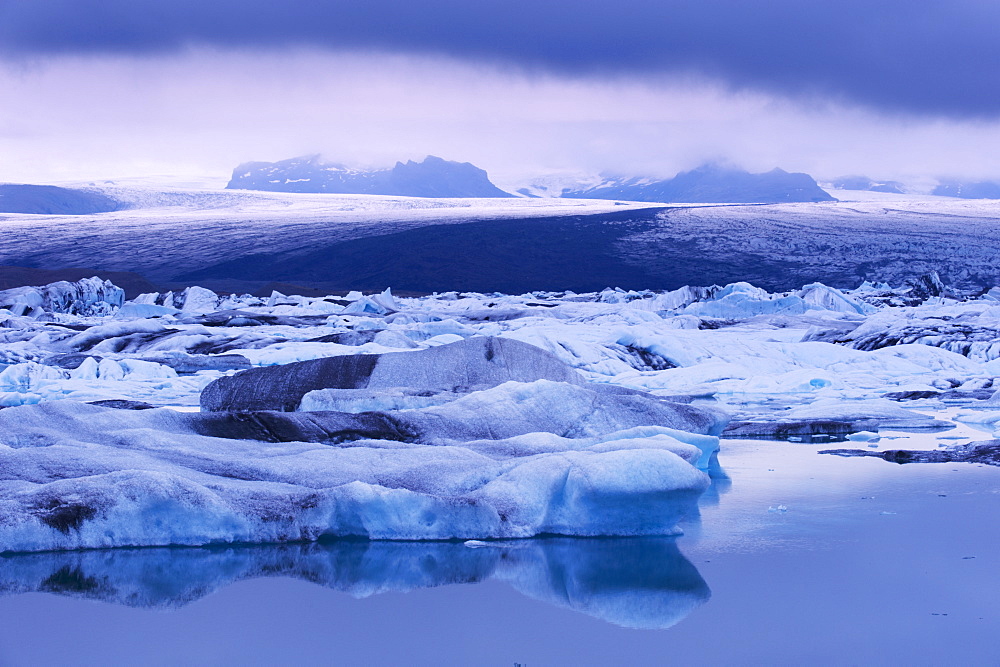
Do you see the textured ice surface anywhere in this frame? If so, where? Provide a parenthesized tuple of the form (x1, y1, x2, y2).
(3, 188, 1000, 294)
(0, 402, 710, 551)
(0, 277, 123, 318)
(200, 336, 586, 412)
(1, 272, 999, 550)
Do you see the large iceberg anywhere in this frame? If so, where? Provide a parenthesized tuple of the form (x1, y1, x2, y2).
(0, 401, 712, 551)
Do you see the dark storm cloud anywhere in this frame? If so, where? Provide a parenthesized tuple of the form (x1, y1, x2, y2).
(1, 0, 999, 117)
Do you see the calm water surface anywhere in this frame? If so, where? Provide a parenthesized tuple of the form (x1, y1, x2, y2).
(1, 434, 998, 666)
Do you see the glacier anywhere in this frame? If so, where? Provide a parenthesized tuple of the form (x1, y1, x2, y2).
(0, 272, 999, 553)
(3, 185, 1000, 295)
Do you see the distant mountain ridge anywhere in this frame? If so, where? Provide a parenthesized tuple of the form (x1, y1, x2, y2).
(933, 180, 1000, 199)
(227, 155, 514, 198)
(831, 176, 905, 194)
(555, 164, 835, 204)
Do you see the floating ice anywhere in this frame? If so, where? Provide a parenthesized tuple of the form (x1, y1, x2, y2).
(0, 277, 123, 318)
(178, 286, 220, 314)
(3, 273, 999, 552)
(342, 288, 398, 315)
(115, 302, 180, 319)
(201, 336, 587, 412)
(954, 410, 1000, 425)
(0, 402, 711, 552)
(683, 282, 809, 318)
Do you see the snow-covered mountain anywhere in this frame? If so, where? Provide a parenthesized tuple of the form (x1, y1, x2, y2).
(0, 184, 121, 215)
(552, 164, 835, 203)
(510, 171, 614, 198)
(227, 155, 514, 198)
(830, 175, 905, 194)
(933, 180, 1000, 199)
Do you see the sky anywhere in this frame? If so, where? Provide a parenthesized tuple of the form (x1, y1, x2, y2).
(1, 0, 1000, 188)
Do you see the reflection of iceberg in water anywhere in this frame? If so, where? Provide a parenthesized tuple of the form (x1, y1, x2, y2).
(0, 537, 709, 629)
(495, 538, 710, 629)
(674, 461, 733, 541)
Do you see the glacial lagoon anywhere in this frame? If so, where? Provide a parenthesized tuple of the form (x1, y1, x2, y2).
(2, 429, 997, 666)
(2, 277, 1000, 664)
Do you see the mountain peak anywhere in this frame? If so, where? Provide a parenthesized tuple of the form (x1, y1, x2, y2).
(227, 155, 512, 198)
(558, 164, 833, 203)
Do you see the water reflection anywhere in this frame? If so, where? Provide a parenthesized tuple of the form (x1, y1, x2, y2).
(0, 537, 708, 629)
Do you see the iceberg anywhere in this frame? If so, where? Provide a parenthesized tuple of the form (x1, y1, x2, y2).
(0, 277, 124, 318)
(200, 336, 587, 412)
(725, 398, 954, 440)
(0, 402, 711, 552)
(683, 282, 809, 318)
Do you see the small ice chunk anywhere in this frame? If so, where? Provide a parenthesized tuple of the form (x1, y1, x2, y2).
(464, 540, 489, 548)
(116, 303, 180, 319)
(179, 286, 220, 313)
(954, 409, 1000, 425)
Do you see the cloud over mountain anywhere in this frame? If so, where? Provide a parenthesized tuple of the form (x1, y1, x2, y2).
(2, 1, 1000, 117)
